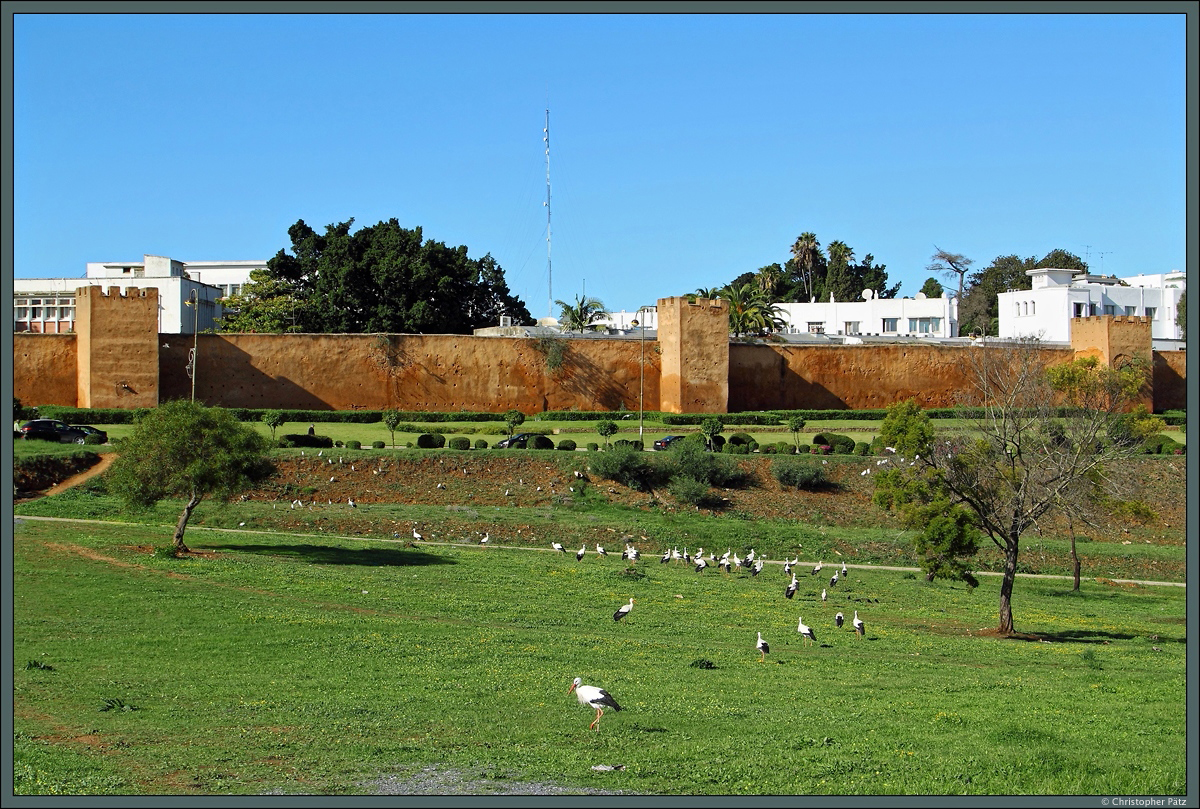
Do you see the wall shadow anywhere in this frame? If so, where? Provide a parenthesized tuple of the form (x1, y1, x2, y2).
(201, 542, 455, 567)
(160, 336, 333, 409)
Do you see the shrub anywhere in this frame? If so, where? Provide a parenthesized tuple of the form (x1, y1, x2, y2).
(82, 434, 106, 445)
(335, 441, 344, 448)
(587, 443, 599, 452)
(587, 444, 663, 491)
(474, 438, 489, 449)
(372, 441, 385, 449)
(281, 433, 334, 449)
(670, 440, 752, 488)
(557, 439, 577, 451)
(416, 433, 446, 449)
(728, 432, 755, 447)
(531, 434, 555, 450)
(772, 456, 829, 490)
(760, 443, 778, 455)
(1142, 434, 1183, 455)
(346, 440, 362, 450)
(854, 441, 871, 456)
(774, 441, 794, 454)
(447, 436, 471, 451)
(812, 432, 856, 454)
(668, 476, 714, 507)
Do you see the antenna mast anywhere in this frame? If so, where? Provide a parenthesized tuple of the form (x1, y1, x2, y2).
(544, 109, 552, 319)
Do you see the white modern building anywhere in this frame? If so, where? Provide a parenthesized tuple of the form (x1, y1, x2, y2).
(774, 290, 959, 339)
(14, 255, 265, 334)
(998, 268, 1185, 345)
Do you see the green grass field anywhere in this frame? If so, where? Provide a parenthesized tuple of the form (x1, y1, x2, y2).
(12, 515, 1187, 796)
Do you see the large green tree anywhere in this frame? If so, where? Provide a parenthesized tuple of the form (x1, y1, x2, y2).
(106, 401, 273, 553)
(958, 249, 1088, 336)
(719, 282, 786, 338)
(872, 342, 1158, 635)
(555, 294, 608, 333)
(219, 218, 532, 334)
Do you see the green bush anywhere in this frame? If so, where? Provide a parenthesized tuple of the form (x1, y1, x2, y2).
(669, 440, 752, 488)
(1142, 434, 1183, 455)
(854, 441, 871, 456)
(668, 476, 714, 507)
(1160, 409, 1186, 426)
(556, 439, 577, 451)
(587, 443, 599, 452)
(448, 436, 471, 451)
(372, 441, 385, 449)
(728, 432, 755, 447)
(531, 434, 555, 450)
(812, 432, 856, 454)
(772, 456, 830, 490)
(474, 438, 489, 450)
(82, 434, 106, 445)
(587, 444, 663, 491)
(416, 433, 446, 449)
(346, 440, 362, 450)
(760, 443, 778, 455)
(281, 433, 334, 449)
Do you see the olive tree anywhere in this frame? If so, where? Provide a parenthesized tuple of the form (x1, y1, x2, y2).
(596, 420, 618, 449)
(873, 340, 1158, 635)
(106, 400, 273, 554)
(261, 409, 285, 441)
(504, 409, 526, 438)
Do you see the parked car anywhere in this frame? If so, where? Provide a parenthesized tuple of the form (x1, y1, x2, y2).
(495, 432, 533, 449)
(19, 419, 107, 444)
(653, 435, 684, 451)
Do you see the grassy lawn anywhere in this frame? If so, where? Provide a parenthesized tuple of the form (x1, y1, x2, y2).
(11, 515, 1187, 796)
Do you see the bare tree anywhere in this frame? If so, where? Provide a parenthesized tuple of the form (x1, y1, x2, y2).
(927, 247, 973, 306)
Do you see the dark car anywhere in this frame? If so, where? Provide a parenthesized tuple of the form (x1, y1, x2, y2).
(653, 435, 684, 451)
(19, 419, 108, 444)
(495, 432, 533, 449)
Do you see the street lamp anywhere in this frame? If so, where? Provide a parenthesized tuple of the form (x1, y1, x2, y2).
(631, 306, 651, 444)
(184, 288, 199, 402)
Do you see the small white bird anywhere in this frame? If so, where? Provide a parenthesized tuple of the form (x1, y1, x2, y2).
(812, 561, 823, 577)
(660, 549, 671, 564)
(552, 542, 565, 553)
(413, 527, 423, 541)
(841, 562, 848, 579)
(821, 588, 827, 603)
(853, 610, 865, 638)
(480, 532, 490, 545)
(568, 677, 623, 731)
(613, 598, 634, 622)
(596, 544, 607, 557)
(751, 559, 764, 577)
(797, 615, 817, 646)
(830, 573, 838, 588)
(694, 557, 708, 573)
(785, 573, 798, 599)
(576, 545, 586, 561)
(348, 498, 356, 508)
(756, 631, 770, 663)
(835, 611, 845, 628)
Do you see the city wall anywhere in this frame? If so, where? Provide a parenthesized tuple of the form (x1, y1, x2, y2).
(12, 289, 1187, 414)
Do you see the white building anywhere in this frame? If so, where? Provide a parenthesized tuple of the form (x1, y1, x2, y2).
(14, 255, 264, 334)
(999, 268, 1185, 345)
(774, 290, 959, 339)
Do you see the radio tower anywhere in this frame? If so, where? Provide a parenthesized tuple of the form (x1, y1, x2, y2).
(544, 109, 553, 319)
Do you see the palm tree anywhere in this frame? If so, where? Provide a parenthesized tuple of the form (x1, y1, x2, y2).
(554, 295, 607, 333)
(693, 286, 724, 300)
(719, 282, 787, 339)
(756, 263, 783, 299)
(790, 232, 822, 303)
(824, 240, 856, 302)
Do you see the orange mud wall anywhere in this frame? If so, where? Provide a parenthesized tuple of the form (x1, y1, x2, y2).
(157, 333, 661, 413)
(13, 334, 78, 408)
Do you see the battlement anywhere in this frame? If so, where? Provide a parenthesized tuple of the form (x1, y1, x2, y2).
(75, 285, 159, 408)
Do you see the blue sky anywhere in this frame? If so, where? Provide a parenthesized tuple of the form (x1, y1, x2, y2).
(10, 10, 1188, 318)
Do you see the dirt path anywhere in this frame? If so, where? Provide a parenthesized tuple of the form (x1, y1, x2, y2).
(41, 453, 116, 497)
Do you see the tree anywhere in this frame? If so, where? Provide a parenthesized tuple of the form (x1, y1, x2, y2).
(927, 247, 973, 304)
(261, 410, 285, 441)
(105, 401, 273, 553)
(504, 409, 526, 438)
(720, 282, 786, 338)
(555, 295, 607, 333)
(789, 232, 822, 303)
(873, 342, 1157, 635)
(919, 277, 944, 298)
(755, 263, 784, 300)
(596, 420, 618, 449)
(219, 218, 531, 335)
(822, 241, 856, 302)
(700, 416, 725, 452)
(382, 408, 403, 447)
(958, 249, 1088, 337)
(786, 415, 806, 451)
(1176, 289, 1186, 333)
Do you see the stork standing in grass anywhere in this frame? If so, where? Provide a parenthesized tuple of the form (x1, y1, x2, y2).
(576, 545, 587, 561)
(613, 598, 634, 622)
(853, 610, 865, 638)
(568, 677, 623, 731)
(797, 615, 817, 646)
(756, 631, 770, 663)
(836, 612, 845, 629)
(785, 573, 798, 599)
(552, 542, 565, 554)
(812, 560, 823, 577)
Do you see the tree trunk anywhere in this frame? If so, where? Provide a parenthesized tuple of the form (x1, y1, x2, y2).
(173, 492, 201, 553)
(1068, 517, 1081, 591)
(997, 535, 1019, 635)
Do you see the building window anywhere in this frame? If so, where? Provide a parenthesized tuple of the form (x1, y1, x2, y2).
(1074, 302, 1086, 318)
(1145, 307, 1156, 320)
(229, 284, 241, 297)
(1104, 304, 1115, 316)
(843, 321, 860, 335)
(908, 317, 938, 334)
(133, 268, 144, 278)
(882, 318, 898, 332)
(1125, 305, 1136, 316)
(1030, 302, 1035, 315)
(1090, 303, 1099, 316)
(807, 322, 825, 334)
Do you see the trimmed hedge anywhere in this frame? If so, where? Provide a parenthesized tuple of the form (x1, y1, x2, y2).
(530, 434, 556, 450)
(474, 438, 489, 450)
(346, 440, 362, 450)
(280, 433, 334, 448)
(448, 436, 471, 451)
(556, 439, 577, 451)
(416, 433, 447, 449)
(371, 441, 386, 449)
(812, 432, 856, 454)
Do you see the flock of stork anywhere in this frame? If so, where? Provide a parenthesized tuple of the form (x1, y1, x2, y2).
(556, 540, 868, 730)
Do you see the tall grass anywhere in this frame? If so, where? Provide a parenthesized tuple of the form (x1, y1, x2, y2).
(12, 517, 1186, 796)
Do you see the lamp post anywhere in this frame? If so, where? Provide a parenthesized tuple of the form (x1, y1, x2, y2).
(185, 288, 199, 402)
(631, 306, 650, 444)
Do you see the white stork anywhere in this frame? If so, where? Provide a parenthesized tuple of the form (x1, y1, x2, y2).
(745, 548, 757, 565)
(797, 615, 817, 646)
(830, 572, 838, 588)
(821, 588, 827, 603)
(596, 544, 608, 557)
(694, 557, 708, 573)
(480, 532, 490, 546)
(660, 549, 671, 564)
(785, 573, 798, 599)
(835, 611, 844, 628)
(853, 610, 865, 638)
(552, 542, 565, 553)
(671, 546, 682, 563)
(841, 562, 848, 579)
(576, 545, 586, 561)
(812, 560, 823, 577)
(568, 677, 623, 731)
(756, 631, 770, 663)
(751, 559, 764, 577)
(413, 527, 423, 541)
(613, 598, 634, 622)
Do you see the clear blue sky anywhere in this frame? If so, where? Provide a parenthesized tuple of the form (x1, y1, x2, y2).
(11, 10, 1188, 318)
